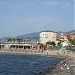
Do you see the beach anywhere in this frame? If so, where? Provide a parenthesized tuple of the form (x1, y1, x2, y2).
(0, 49, 74, 58)
(36, 50, 75, 75)
(44, 57, 75, 75)
(0, 49, 75, 75)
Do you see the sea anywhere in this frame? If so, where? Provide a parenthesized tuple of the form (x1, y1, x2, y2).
(0, 53, 64, 75)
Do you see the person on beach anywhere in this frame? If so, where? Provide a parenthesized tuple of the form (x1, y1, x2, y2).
(57, 51, 60, 55)
(62, 61, 69, 69)
(63, 61, 67, 66)
(46, 50, 49, 56)
(58, 60, 69, 71)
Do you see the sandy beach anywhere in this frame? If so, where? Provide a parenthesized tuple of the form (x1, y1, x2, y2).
(0, 49, 74, 58)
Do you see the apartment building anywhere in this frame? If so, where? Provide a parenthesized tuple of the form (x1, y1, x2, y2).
(56, 33, 69, 46)
(56, 30, 75, 46)
(39, 30, 57, 44)
(64, 31, 75, 39)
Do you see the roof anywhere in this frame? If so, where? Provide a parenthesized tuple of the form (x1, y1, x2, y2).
(40, 30, 57, 33)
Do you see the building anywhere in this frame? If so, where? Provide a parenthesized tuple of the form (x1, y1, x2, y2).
(56, 30, 75, 46)
(56, 33, 69, 46)
(64, 30, 75, 45)
(39, 30, 57, 44)
(31, 44, 47, 50)
(64, 31, 75, 40)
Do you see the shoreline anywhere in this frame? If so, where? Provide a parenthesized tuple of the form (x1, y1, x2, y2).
(37, 59, 64, 75)
(44, 50, 75, 75)
(0, 49, 74, 58)
(0, 49, 74, 75)
(38, 57, 75, 75)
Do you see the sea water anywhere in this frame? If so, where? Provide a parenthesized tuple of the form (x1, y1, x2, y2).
(0, 54, 63, 75)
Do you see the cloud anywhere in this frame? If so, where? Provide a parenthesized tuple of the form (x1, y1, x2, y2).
(44, 0, 73, 9)
(44, 0, 59, 7)
(14, 1, 37, 7)
(61, 1, 73, 9)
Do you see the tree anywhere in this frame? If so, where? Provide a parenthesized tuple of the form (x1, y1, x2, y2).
(23, 39, 26, 43)
(13, 38, 16, 43)
(16, 38, 23, 43)
(46, 41, 56, 46)
(7, 38, 12, 43)
(71, 39, 75, 45)
(46, 41, 51, 45)
(57, 41, 62, 48)
(67, 35, 75, 45)
(50, 41, 56, 46)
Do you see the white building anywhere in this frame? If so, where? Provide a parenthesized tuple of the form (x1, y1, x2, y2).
(39, 30, 57, 44)
(56, 33, 69, 47)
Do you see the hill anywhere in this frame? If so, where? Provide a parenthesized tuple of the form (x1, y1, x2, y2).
(16, 30, 75, 39)
(65, 30, 75, 33)
(16, 32, 40, 40)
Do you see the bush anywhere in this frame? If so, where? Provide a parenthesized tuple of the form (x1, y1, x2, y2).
(46, 41, 56, 46)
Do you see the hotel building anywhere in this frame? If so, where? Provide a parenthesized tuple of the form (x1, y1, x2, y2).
(39, 30, 57, 44)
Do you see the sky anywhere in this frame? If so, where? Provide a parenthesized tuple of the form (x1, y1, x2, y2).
(0, 0, 74, 37)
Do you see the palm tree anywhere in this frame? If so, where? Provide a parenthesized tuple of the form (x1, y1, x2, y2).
(13, 38, 16, 43)
(7, 38, 12, 43)
(23, 39, 26, 43)
(16, 38, 23, 43)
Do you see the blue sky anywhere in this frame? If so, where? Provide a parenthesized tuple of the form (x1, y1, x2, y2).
(0, 0, 74, 37)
